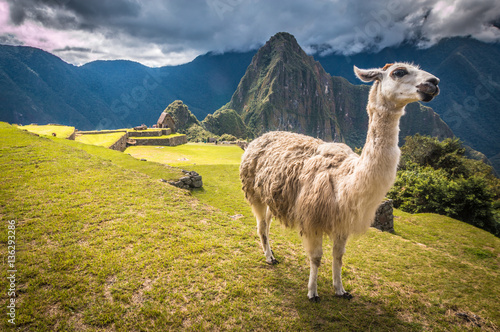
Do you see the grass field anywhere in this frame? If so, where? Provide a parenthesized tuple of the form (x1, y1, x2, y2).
(75, 132, 126, 148)
(17, 124, 75, 139)
(1, 122, 499, 331)
(125, 143, 243, 166)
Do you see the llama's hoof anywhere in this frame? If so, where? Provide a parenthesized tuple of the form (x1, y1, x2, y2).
(267, 258, 279, 265)
(336, 292, 353, 300)
(308, 296, 321, 303)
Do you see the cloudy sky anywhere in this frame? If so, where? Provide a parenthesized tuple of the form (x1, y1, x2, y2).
(1, 0, 499, 67)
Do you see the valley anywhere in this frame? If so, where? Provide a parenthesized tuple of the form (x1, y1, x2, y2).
(1, 34, 499, 173)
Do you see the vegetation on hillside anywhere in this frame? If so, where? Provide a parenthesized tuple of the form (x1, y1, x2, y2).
(388, 134, 500, 236)
(162, 100, 215, 141)
(202, 108, 251, 139)
(17, 124, 75, 138)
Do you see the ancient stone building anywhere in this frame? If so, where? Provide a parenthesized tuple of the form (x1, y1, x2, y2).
(157, 113, 176, 133)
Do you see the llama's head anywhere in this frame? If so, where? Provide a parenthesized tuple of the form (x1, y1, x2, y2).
(354, 63, 440, 108)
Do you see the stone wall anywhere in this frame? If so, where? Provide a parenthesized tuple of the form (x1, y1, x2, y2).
(128, 128, 171, 137)
(108, 133, 128, 152)
(132, 135, 187, 146)
(67, 129, 76, 140)
(372, 199, 394, 233)
(79, 130, 128, 135)
(169, 135, 187, 146)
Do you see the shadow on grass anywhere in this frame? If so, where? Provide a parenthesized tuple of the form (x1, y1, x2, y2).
(264, 260, 422, 331)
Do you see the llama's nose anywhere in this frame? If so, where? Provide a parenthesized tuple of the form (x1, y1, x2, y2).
(427, 77, 440, 86)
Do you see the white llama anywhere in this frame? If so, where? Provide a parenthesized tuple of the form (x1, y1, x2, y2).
(239, 63, 440, 301)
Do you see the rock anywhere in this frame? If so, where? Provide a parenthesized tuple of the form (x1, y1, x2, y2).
(192, 180, 203, 188)
(372, 200, 394, 233)
(169, 171, 203, 189)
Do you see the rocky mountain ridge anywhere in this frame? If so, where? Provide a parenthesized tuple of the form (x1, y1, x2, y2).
(216, 32, 453, 148)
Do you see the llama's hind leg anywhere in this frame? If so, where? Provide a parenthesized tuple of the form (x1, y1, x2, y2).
(332, 235, 353, 299)
(252, 202, 278, 265)
(303, 232, 323, 302)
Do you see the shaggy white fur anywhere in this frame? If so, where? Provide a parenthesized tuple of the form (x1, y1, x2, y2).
(240, 63, 440, 302)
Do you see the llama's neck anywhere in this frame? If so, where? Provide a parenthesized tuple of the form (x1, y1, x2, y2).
(354, 85, 404, 192)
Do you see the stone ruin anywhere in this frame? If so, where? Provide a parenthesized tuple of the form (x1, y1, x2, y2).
(168, 170, 203, 190)
(372, 199, 395, 233)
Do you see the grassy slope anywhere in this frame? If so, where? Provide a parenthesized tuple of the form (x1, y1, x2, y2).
(128, 143, 500, 331)
(75, 132, 126, 148)
(1, 123, 499, 331)
(17, 124, 75, 139)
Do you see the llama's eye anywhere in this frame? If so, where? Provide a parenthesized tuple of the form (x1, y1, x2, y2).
(392, 69, 408, 78)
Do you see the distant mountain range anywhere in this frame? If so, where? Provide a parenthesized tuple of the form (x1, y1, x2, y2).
(1, 34, 499, 171)
(0, 45, 254, 131)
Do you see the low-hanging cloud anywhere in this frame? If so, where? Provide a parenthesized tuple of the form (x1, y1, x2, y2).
(1, 0, 499, 66)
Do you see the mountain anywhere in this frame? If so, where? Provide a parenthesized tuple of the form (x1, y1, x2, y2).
(162, 100, 213, 141)
(202, 108, 251, 139)
(220, 32, 340, 141)
(163, 100, 202, 132)
(0, 44, 254, 130)
(0, 35, 498, 171)
(0, 45, 119, 130)
(218, 32, 453, 148)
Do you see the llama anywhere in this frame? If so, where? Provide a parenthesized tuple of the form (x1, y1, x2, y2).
(239, 63, 440, 302)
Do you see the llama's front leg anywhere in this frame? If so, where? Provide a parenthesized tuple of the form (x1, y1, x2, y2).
(254, 203, 278, 265)
(303, 232, 323, 302)
(332, 235, 353, 299)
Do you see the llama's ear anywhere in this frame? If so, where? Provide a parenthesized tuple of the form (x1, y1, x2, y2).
(353, 66, 382, 83)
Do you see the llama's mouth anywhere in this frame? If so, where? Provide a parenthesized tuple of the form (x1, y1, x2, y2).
(419, 91, 437, 102)
(417, 84, 439, 102)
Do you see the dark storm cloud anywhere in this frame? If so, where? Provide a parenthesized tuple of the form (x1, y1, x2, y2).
(53, 46, 94, 53)
(0, 33, 24, 45)
(3, 0, 500, 66)
(7, 0, 140, 29)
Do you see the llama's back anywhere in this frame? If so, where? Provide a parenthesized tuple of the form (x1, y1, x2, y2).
(240, 131, 357, 232)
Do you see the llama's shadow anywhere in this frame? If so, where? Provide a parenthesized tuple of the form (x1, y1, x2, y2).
(265, 260, 421, 331)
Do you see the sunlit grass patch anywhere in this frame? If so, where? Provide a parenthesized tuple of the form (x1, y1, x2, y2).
(75, 132, 126, 148)
(125, 143, 243, 167)
(17, 124, 75, 138)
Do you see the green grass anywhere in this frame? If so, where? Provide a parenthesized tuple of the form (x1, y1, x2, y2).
(1, 122, 499, 331)
(125, 143, 243, 166)
(17, 124, 75, 139)
(75, 132, 126, 148)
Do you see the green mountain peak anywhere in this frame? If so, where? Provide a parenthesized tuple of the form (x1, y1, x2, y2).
(223, 32, 340, 140)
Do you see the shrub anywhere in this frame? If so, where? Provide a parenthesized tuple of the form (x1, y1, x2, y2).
(389, 135, 500, 236)
(220, 134, 237, 142)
